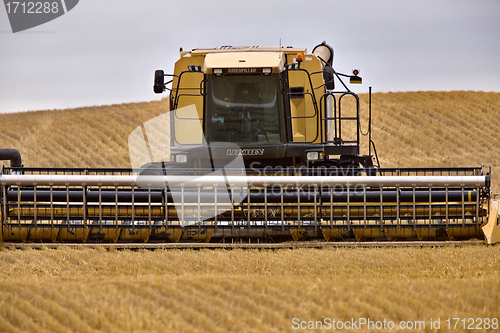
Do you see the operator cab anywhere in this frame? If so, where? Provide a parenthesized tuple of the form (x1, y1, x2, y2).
(205, 73, 285, 145)
(152, 43, 374, 171)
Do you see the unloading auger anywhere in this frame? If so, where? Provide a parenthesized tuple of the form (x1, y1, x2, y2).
(1, 41, 499, 244)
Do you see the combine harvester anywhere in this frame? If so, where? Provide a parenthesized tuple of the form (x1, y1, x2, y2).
(1, 42, 499, 244)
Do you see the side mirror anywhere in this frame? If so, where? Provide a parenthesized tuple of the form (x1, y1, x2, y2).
(322, 64, 335, 90)
(153, 70, 165, 94)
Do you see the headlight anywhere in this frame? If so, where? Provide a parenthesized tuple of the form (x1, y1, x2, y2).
(262, 67, 272, 75)
(306, 151, 319, 161)
(213, 68, 223, 76)
(175, 154, 188, 163)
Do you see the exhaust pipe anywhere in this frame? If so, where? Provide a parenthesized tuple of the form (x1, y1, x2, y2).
(0, 149, 23, 167)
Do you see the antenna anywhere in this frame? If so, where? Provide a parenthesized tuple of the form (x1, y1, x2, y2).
(279, 38, 282, 61)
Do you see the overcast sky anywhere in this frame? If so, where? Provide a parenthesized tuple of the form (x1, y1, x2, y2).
(1, 0, 499, 113)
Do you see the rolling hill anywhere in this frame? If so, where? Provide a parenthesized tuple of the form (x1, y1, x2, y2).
(0, 91, 499, 190)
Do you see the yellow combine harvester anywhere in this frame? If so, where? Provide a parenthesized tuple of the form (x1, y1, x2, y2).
(1, 42, 499, 244)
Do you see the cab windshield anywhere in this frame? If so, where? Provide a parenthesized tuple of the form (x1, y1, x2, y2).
(205, 73, 284, 145)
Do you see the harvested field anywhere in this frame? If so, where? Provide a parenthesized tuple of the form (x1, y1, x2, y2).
(0, 91, 499, 332)
(0, 246, 499, 332)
